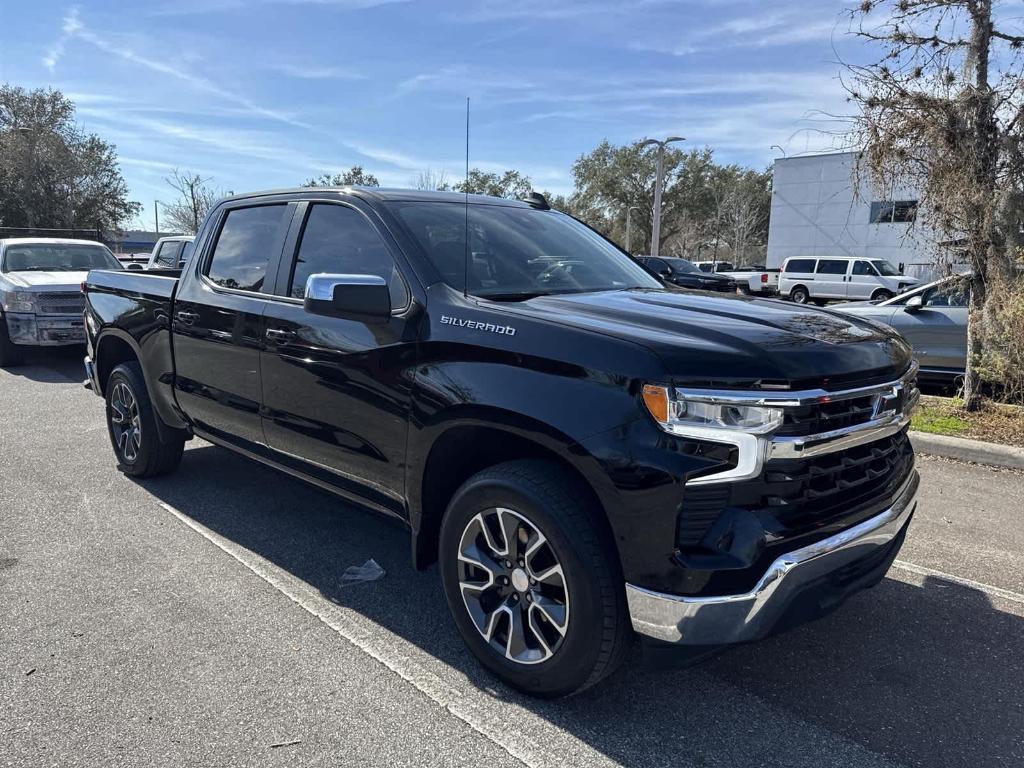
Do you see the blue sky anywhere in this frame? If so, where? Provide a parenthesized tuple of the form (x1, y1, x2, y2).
(2, 0, 869, 229)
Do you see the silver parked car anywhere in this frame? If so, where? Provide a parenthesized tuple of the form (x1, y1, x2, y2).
(832, 274, 968, 384)
(0, 238, 123, 367)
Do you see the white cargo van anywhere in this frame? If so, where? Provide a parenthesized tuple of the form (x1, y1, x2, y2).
(779, 256, 919, 304)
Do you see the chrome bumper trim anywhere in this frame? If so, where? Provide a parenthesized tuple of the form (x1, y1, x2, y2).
(626, 470, 920, 645)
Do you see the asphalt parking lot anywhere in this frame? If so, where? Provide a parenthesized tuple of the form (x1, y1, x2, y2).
(2, 348, 1022, 768)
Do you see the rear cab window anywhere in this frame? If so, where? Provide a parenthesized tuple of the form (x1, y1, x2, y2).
(156, 241, 183, 268)
(205, 205, 291, 292)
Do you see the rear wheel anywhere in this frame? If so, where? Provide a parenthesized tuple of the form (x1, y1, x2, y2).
(0, 318, 25, 368)
(105, 362, 184, 477)
(439, 460, 631, 698)
(790, 285, 811, 304)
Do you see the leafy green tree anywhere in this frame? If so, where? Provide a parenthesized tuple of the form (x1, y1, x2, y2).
(303, 166, 379, 188)
(0, 84, 140, 231)
(452, 169, 533, 199)
(571, 141, 723, 255)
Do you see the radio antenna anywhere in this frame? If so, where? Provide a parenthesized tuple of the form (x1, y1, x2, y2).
(463, 96, 470, 299)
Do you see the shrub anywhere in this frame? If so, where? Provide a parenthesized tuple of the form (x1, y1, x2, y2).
(976, 276, 1024, 403)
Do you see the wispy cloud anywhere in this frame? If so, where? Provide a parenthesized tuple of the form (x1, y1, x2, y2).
(455, 0, 677, 23)
(42, 7, 82, 72)
(274, 64, 366, 80)
(396, 65, 539, 96)
(148, 0, 409, 16)
(43, 8, 309, 128)
(634, 6, 847, 56)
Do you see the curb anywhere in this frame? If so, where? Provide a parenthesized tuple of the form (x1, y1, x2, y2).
(909, 431, 1024, 470)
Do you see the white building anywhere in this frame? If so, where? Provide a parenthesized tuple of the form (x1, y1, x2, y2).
(766, 151, 940, 279)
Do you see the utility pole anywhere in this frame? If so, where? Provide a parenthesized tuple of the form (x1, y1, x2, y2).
(639, 136, 685, 257)
(625, 206, 640, 255)
(154, 201, 160, 234)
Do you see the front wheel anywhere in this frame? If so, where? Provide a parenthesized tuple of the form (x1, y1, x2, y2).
(439, 460, 631, 698)
(872, 289, 894, 302)
(790, 285, 810, 304)
(105, 362, 184, 477)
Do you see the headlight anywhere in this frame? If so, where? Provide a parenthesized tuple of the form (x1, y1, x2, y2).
(1, 291, 36, 313)
(642, 385, 784, 435)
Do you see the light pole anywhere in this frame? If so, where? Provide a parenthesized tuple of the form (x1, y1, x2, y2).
(625, 205, 640, 255)
(640, 135, 685, 257)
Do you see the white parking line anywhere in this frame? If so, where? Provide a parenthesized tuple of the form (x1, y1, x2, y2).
(156, 502, 618, 768)
(892, 560, 1024, 606)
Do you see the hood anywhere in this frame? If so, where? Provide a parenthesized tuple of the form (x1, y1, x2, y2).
(516, 289, 912, 388)
(682, 272, 732, 284)
(1, 271, 90, 291)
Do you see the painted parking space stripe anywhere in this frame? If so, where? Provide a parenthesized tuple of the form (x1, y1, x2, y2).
(156, 502, 618, 768)
(892, 559, 1024, 606)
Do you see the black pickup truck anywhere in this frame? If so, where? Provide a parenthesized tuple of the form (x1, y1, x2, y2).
(83, 187, 921, 697)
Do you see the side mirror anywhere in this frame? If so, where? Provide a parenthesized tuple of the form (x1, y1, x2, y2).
(904, 294, 924, 313)
(660, 267, 673, 278)
(303, 273, 391, 322)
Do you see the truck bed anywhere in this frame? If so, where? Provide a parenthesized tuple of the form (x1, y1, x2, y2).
(86, 268, 181, 299)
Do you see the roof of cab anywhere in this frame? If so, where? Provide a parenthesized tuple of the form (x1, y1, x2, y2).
(0, 237, 108, 247)
(219, 186, 535, 208)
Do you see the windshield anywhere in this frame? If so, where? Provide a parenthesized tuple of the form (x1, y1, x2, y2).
(871, 260, 900, 277)
(388, 202, 661, 299)
(2, 244, 122, 273)
(664, 258, 701, 274)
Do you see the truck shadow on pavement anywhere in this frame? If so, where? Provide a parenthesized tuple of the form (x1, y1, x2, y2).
(4, 347, 84, 383)
(136, 442, 1024, 768)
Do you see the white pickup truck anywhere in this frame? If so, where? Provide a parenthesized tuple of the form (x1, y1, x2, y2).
(692, 261, 779, 295)
(0, 238, 123, 367)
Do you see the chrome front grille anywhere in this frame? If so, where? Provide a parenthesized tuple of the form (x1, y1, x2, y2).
(679, 361, 919, 486)
(36, 292, 85, 315)
(776, 394, 878, 437)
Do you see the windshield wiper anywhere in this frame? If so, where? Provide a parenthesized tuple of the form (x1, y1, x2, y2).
(476, 292, 546, 302)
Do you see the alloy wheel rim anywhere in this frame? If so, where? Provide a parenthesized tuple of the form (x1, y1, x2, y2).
(109, 382, 142, 463)
(457, 507, 570, 665)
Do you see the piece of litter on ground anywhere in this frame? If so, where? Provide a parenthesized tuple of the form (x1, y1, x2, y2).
(340, 559, 385, 587)
(24, 668, 35, 676)
(269, 740, 302, 749)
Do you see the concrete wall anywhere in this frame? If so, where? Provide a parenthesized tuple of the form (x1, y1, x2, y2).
(766, 152, 938, 279)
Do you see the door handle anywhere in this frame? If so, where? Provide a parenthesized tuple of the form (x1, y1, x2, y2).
(265, 327, 296, 344)
(175, 310, 199, 325)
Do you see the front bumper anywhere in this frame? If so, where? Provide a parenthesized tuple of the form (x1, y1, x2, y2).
(5, 313, 86, 346)
(626, 469, 919, 645)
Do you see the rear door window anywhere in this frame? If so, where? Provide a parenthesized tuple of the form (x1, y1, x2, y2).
(816, 259, 849, 275)
(206, 205, 290, 292)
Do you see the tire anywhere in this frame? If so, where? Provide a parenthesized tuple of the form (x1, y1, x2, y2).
(0, 318, 25, 368)
(790, 285, 810, 304)
(439, 459, 631, 698)
(871, 289, 894, 302)
(105, 362, 184, 477)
